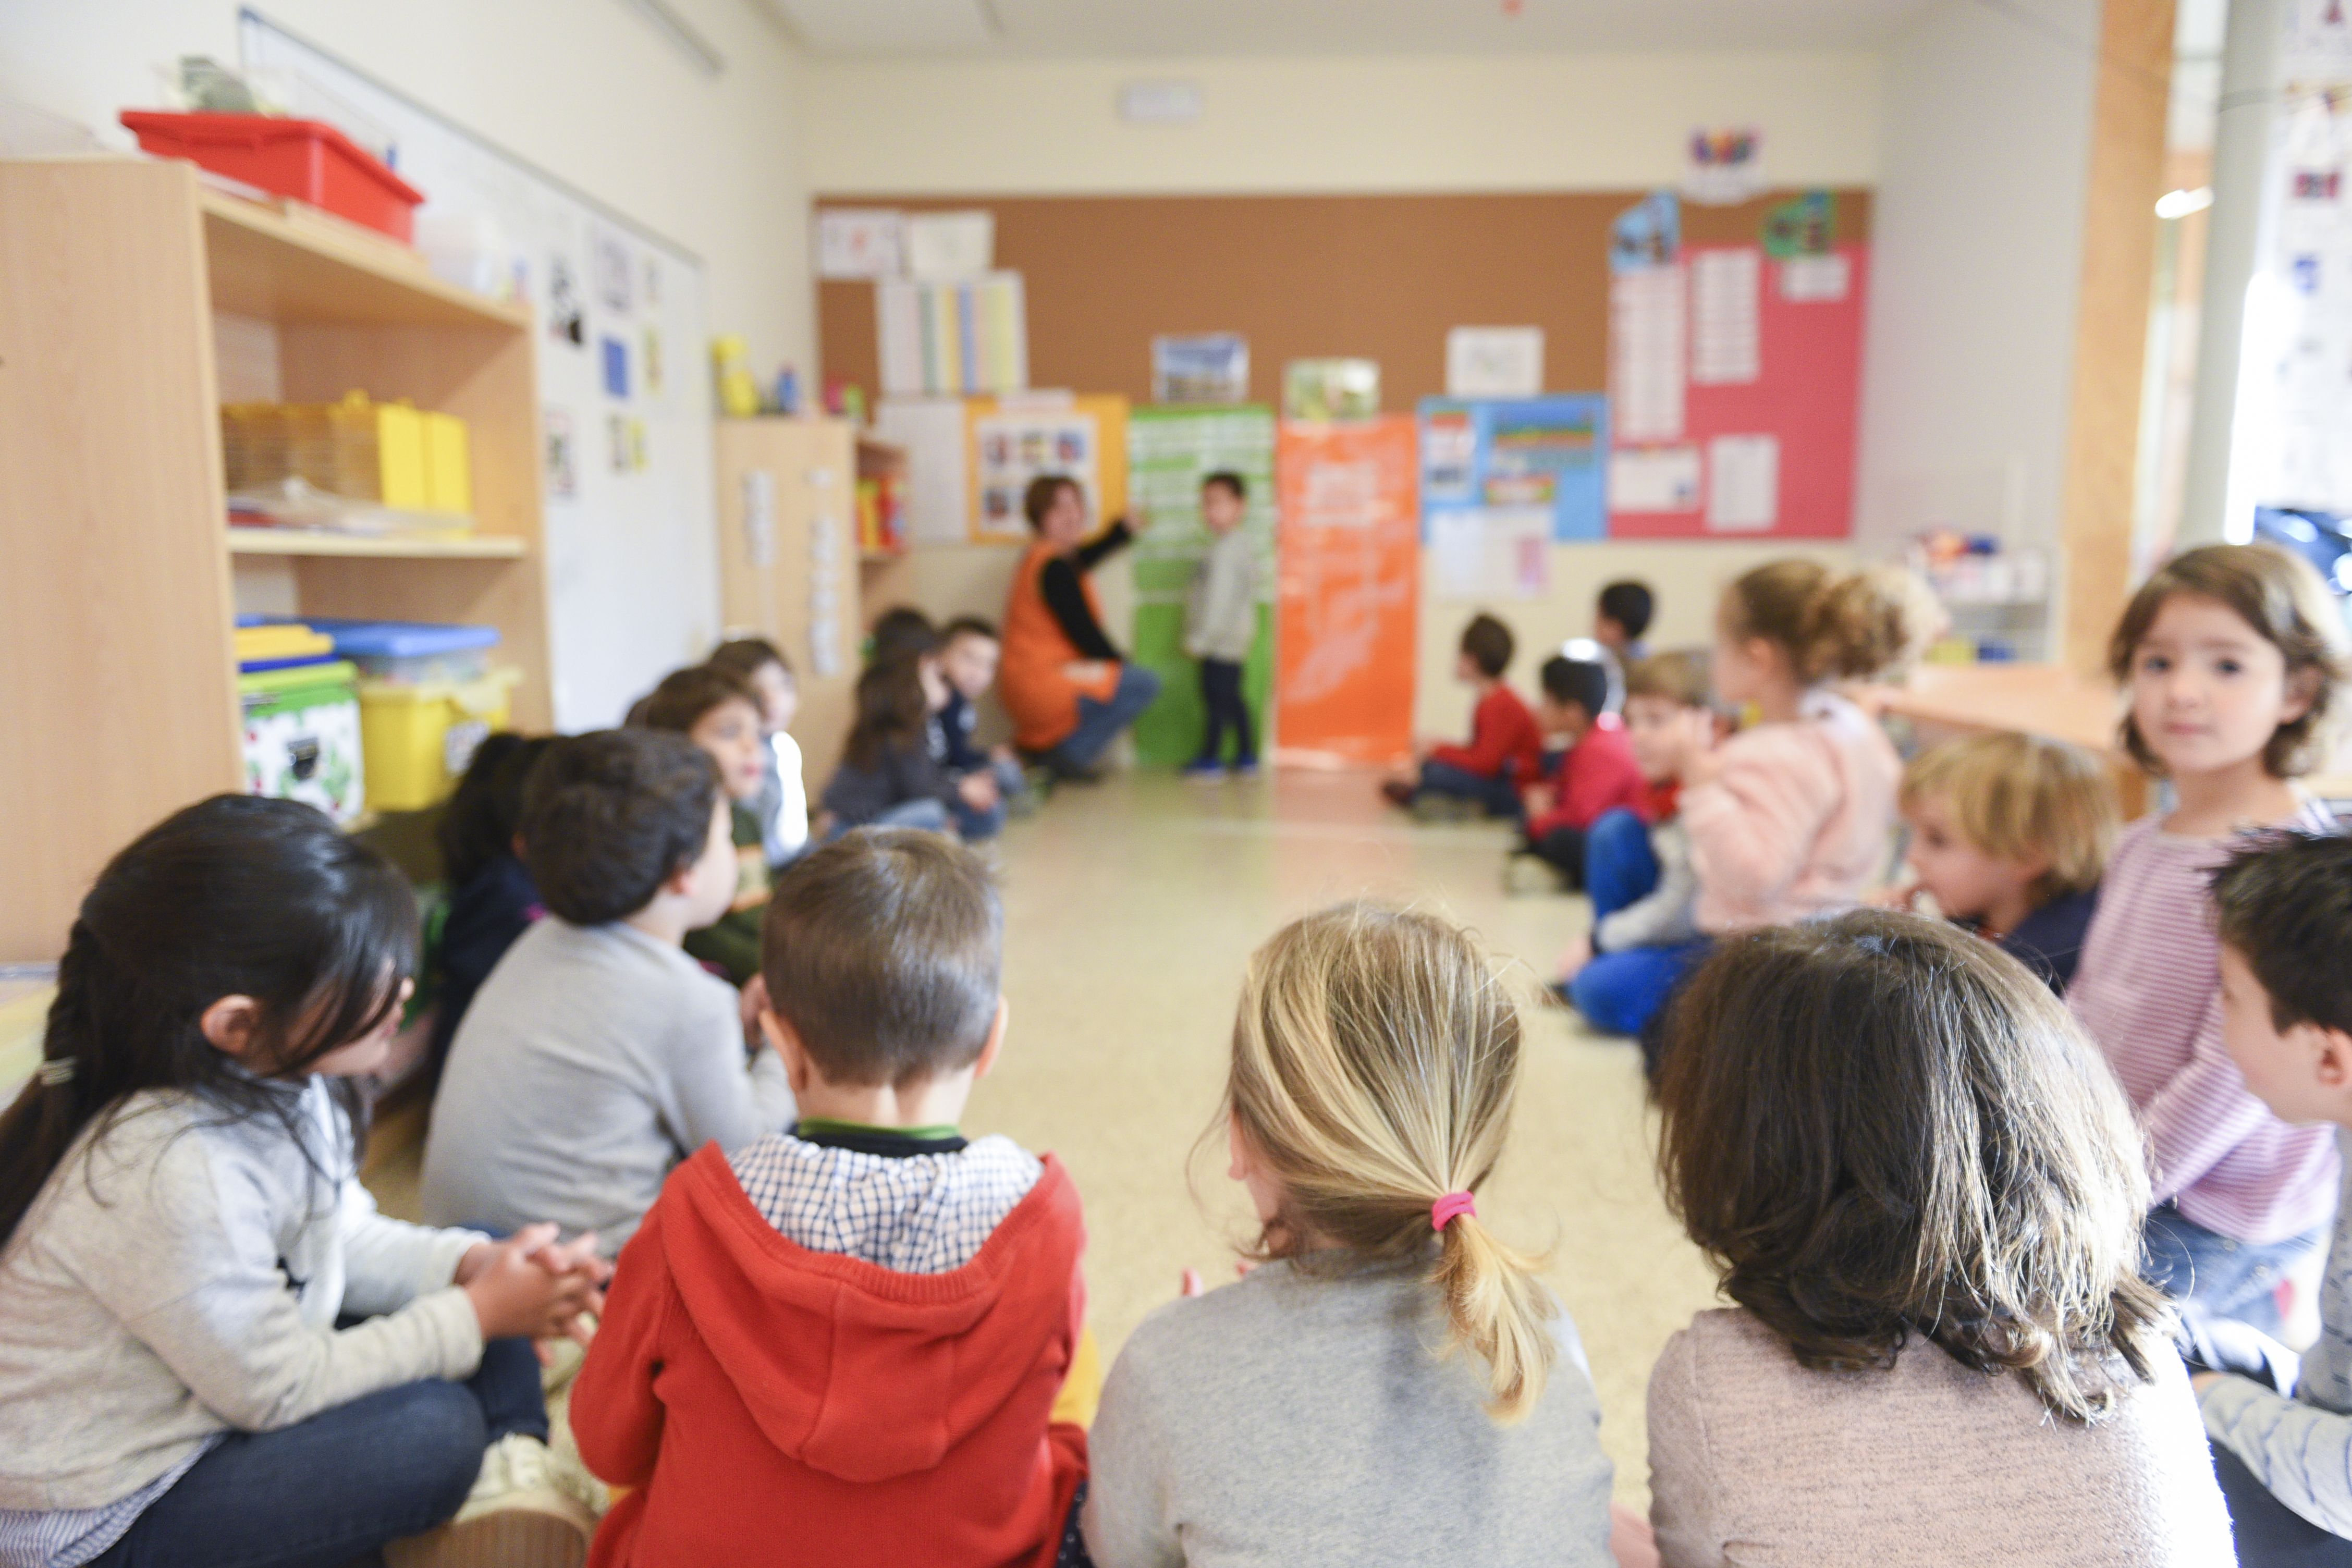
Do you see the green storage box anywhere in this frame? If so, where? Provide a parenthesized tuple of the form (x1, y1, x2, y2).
(240, 660, 365, 824)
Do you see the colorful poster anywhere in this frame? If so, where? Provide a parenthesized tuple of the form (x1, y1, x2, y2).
(1607, 202, 1869, 541)
(963, 394, 1128, 545)
(1273, 416, 1419, 765)
(877, 273, 1028, 398)
(1416, 395, 1608, 543)
(1152, 334, 1251, 405)
(1125, 406, 1278, 765)
(1429, 506, 1552, 601)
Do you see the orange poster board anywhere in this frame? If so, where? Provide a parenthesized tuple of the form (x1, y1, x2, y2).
(1273, 416, 1419, 765)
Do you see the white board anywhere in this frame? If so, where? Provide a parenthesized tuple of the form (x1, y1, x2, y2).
(240, 11, 719, 731)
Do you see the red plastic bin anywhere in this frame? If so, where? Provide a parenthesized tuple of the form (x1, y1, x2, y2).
(119, 111, 424, 243)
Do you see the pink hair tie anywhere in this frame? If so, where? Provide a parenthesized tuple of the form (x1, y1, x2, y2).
(1430, 1191, 1477, 1231)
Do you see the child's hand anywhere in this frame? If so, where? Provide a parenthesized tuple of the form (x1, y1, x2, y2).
(459, 1223, 606, 1345)
(990, 743, 1019, 764)
(957, 771, 1000, 811)
(1869, 880, 1921, 912)
(1522, 783, 1554, 818)
(1557, 934, 1595, 984)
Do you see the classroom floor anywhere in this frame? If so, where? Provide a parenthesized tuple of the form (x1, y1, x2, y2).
(369, 767, 1721, 1504)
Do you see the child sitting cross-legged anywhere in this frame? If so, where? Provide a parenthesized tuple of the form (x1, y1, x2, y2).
(1553, 651, 1711, 1026)
(1082, 902, 1616, 1567)
(939, 616, 1037, 814)
(572, 828, 1092, 1568)
(0, 797, 607, 1568)
(1890, 731, 2117, 994)
(2195, 832, 2352, 1564)
(824, 639, 1004, 842)
(1509, 651, 1646, 893)
(421, 728, 795, 1252)
(706, 636, 810, 868)
(1382, 613, 1543, 822)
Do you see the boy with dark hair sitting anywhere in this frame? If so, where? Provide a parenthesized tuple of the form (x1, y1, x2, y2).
(938, 616, 1036, 814)
(1510, 652, 1645, 892)
(1381, 612, 1542, 821)
(2191, 832, 2352, 1563)
(422, 728, 795, 1251)
(573, 829, 1092, 1568)
(1595, 578, 1656, 713)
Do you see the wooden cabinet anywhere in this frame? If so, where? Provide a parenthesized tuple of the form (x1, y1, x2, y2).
(713, 418, 861, 785)
(0, 157, 552, 961)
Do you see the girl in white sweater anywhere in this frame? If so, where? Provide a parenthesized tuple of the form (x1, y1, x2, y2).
(0, 797, 604, 1568)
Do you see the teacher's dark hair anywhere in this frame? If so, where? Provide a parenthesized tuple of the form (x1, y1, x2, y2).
(1651, 911, 2172, 1424)
(1022, 474, 1080, 532)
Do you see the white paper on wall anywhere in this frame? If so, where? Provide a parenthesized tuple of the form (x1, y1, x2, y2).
(1691, 248, 1761, 385)
(1428, 506, 1552, 601)
(1609, 446, 1702, 513)
(1444, 327, 1545, 398)
(1610, 266, 1687, 443)
(905, 211, 994, 280)
(1780, 253, 1850, 302)
(1707, 435, 1780, 531)
(815, 209, 905, 279)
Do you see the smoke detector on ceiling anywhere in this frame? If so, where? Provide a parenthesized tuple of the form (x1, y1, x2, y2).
(1119, 80, 1203, 125)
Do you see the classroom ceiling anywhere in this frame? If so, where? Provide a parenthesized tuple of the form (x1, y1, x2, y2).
(763, 0, 1939, 58)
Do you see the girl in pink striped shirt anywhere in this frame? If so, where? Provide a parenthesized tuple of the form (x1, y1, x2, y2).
(2069, 543, 2350, 1333)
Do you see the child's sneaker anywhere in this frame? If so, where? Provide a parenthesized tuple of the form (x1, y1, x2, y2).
(1230, 758, 1261, 779)
(1180, 758, 1225, 781)
(386, 1434, 601, 1568)
(1380, 779, 1417, 808)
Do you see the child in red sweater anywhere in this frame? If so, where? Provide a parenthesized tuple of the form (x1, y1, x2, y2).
(572, 829, 1091, 1568)
(1511, 652, 1647, 892)
(1382, 613, 1542, 822)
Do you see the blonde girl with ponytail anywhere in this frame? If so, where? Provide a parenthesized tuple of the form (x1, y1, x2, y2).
(1564, 559, 1917, 1047)
(1081, 901, 1616, 1568)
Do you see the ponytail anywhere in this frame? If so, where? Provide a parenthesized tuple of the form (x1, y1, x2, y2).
(1223, 901, 1557, 1424)
(0, 796, 416, 1250)
(1726, 560, 1924, 684)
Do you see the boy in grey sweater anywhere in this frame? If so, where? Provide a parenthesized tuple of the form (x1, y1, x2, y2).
(422, 729, 795, 1252)
(1182, 470, 1260, 778)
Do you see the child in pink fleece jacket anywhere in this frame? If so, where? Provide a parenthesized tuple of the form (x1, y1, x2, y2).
(1565, 561, 1908, 1049)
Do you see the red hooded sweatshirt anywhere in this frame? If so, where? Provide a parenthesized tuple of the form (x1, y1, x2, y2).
(572, 1142, 1089, 1568)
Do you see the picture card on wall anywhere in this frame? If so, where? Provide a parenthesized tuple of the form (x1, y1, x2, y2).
(1283, 359, 1380, 421)
(816, 209, 906, 279)
(1152, 334, 1251, 405)
(1445, 327, 1544, 399)
(601, 336, 629, 400)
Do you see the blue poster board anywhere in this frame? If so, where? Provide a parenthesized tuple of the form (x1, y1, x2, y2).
(1417, 394, 1609, 542)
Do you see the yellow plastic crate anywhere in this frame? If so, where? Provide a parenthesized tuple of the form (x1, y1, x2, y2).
(219, 392, 464, 516)
(422, 410, 472, 513)
(357, 668, 520, 811)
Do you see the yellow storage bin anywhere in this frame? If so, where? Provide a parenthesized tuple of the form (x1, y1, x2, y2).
(219, 393, 468, 518)
(422, 410, 472, 513)
(358, 668, 521, 811)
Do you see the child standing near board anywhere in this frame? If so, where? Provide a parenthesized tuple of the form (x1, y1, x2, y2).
(1183, 471, 1260, 779)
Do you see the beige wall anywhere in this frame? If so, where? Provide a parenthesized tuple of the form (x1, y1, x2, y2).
(803, 50, 1883, 194)
(1, 0, 813, 374)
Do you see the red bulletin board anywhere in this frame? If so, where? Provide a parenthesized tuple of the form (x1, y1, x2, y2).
(1273, 416, 1419, 766)
(1608, 241, 1869, 540)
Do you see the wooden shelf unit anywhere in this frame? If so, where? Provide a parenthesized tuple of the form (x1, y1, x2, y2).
(0, 157, 553, 962)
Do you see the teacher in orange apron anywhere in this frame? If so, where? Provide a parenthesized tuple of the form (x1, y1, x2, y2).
(998, 474, 1162, 782)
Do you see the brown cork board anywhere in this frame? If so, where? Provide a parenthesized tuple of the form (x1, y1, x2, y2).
(814, 189, 1872, 408)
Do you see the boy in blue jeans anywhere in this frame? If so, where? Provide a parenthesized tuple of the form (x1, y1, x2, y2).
(1181, 471, 1260, 779)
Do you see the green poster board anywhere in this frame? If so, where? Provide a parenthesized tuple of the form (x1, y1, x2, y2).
(1125, 406, 1278, 766)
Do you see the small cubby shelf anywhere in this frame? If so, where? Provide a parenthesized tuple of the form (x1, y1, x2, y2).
(1, 156, 553, 960)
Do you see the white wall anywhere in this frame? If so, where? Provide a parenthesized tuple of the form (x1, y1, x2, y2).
(803, 49, 1884, 193)
(1853, 0, 2099, 571)
(1, 0, 812, 375)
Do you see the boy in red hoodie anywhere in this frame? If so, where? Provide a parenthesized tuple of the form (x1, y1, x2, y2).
(1510, 652, 1647, 892)
(572, 828, 1090, 1568)
(1381, 612, 1542, 822)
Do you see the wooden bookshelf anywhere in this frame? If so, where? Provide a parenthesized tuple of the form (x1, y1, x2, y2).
(0, 156, 552, 962)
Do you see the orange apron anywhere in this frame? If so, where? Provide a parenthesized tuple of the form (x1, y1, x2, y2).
(999, 541, 1120, 753)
